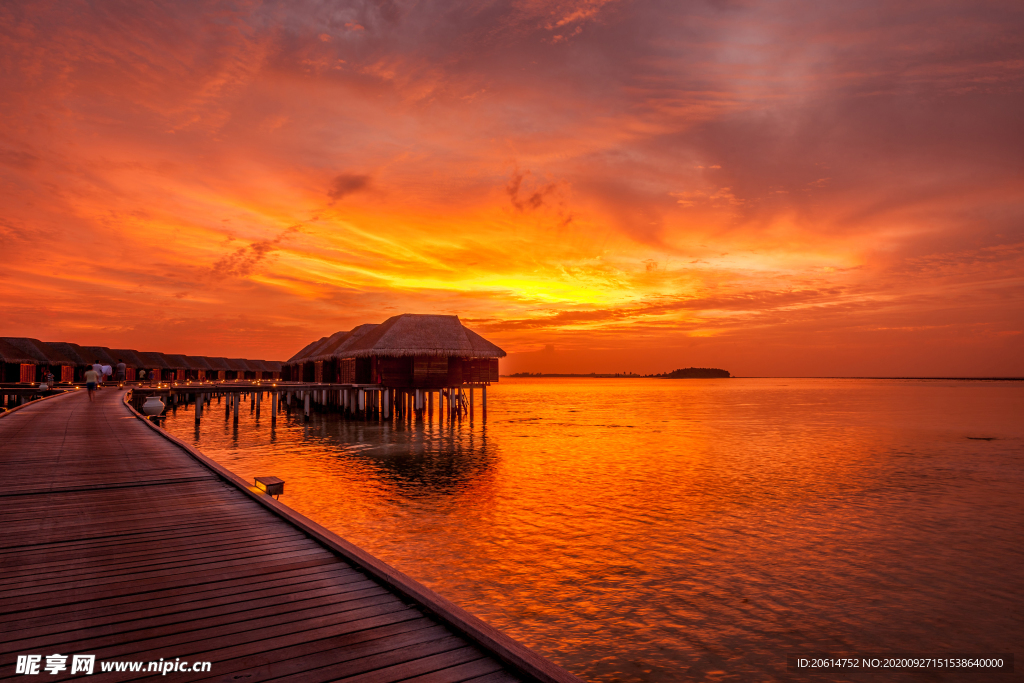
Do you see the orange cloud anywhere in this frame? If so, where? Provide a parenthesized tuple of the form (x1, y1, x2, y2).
(0, 0, 1020, 375)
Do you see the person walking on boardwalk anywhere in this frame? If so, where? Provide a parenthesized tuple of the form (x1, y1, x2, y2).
(115, 358, 126, 389)
(84, 365, 100, 402)
(100, 362, 112, 387)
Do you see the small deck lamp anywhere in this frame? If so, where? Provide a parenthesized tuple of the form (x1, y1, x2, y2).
(255, 476, 285, 498)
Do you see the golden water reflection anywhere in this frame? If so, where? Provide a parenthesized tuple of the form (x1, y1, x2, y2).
(164, 379, 1024, 682)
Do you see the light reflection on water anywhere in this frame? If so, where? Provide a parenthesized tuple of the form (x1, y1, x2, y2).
(162, 378, 1024, 682)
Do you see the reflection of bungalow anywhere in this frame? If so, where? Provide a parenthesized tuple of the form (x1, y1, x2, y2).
(287, 315, 504, 388)
(0, 337, 76, 383)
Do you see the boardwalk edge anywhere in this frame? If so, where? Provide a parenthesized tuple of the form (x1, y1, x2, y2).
(121, 390, 585, 683)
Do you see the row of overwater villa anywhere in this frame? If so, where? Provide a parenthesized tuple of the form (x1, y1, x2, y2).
(3, 314, 506, 421)
(0, 337, 281, 384)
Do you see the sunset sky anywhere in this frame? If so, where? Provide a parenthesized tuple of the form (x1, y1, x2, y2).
(1, 0, 1021, 376)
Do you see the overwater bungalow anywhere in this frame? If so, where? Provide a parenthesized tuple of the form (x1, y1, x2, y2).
(0, 339, 43, 383)
(259, 360, 283, 379)
(80, 346, 118, 371)
(185, 356, 214, 381)
(282, 334, 333, 381)
(106, 349, 145, 381)
(0, 337, 76, 383)
(288, 314, 503, 388)
(225, 358, 252, 380)
(205, 357, 232, 381)
(136, 351, 173, 382)
(348, 314, 503, 387)
(285, 324, 379, 383)
(44, 341, 92, 382)
(162, 354, 194, 382)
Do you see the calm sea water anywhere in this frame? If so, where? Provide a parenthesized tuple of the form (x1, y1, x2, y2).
(161, 379, 1023, 682)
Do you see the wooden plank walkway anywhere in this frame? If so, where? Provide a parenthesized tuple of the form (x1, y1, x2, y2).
(0, 389, 579, 682)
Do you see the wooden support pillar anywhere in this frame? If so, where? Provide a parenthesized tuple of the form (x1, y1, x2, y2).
(194, 393, 203, 423)
(272, 391, 278, 424)
(233, 392, 239, 423)
(482, 385, 487, 420)
(470, 387, 474, 421)
(256, 391, 261, 417)
(383, 388, 390, 419)
(358, 389, 365, 418)
(304, 391, 311, 422)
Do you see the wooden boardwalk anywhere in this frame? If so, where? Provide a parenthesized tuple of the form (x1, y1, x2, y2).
(0, 389, 578, 682)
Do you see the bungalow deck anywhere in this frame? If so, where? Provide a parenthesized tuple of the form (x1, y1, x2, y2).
(0, 389, 579, 682)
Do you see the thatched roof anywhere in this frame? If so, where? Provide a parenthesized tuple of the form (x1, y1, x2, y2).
(0, 339, 38, 365)
(287, 336, 330, 364)
(45, 341, 91, 366)
(226, 358, 252, 372)
(308, 324, 380, 363)
(106, 349, 145, 369)
(263, 360, 283, 372)
(343, 314, 505, 358)
(206, 357, 233, 371)
(80, 346, 118, 366)
(185, 356, 214, 371)
(0, 338, 75, 365)
(161, 354, 192, 370)
(137, 351, 172, 369)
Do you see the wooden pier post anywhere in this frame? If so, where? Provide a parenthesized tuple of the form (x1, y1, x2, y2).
(482, 385, 487, 420)
(256, 391, 261, 418)
(271, 391, 278, 424)
(194, 392, 202, 424)
(470, 387, 474, 421)
(304, 391, 311, 422)
(383, 389, 390, 419)
(233, 392, 240, 423)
